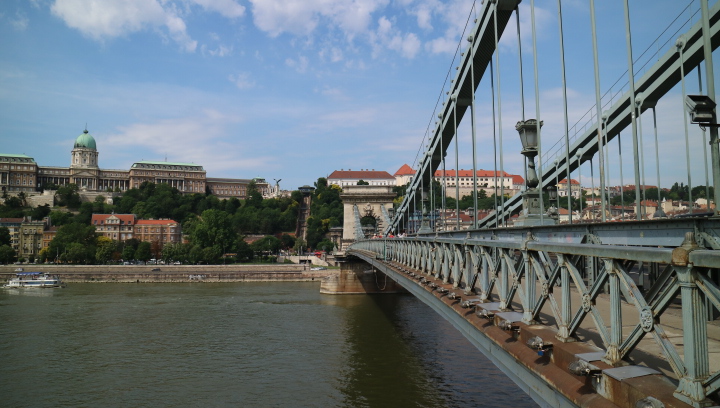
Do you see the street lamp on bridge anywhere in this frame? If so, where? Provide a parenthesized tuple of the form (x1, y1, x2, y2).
(514, 119, 555, 226)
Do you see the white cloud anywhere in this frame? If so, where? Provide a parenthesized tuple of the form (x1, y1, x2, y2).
(228, 72, 255, 89)
(103, 111, 272, 173)
(425, 36, 456, 54)
(371, 15, 421, 58)
(204, 44, 233, 57)
(50, 0, 198, 51)
(51, 0, 165, 39)
(10, 11, 29, 30)
(46, 0, 244, 53)
(248, 0, 387, 38)
(389, 32, 421, 58)
(285, 55, 309, 73)
(189, 0, 245, 18)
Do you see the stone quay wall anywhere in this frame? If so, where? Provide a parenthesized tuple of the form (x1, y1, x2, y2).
(0, 264, 332, 283)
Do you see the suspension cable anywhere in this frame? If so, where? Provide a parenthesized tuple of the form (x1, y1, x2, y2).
(557, 0, 572, 223)
(678, 36, 693, 214)
(491, 60, 499, 228)
(619, 132, 626, 220)
(623, 0, 642, 220)
(530, 0, 545, 223)
(494, 2, 506, 226)
(590, 0, 606, 222)
(652, 106, 664, 216)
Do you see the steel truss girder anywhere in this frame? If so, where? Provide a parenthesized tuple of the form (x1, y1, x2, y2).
(350, 233, 720, 406)
(352, 250, 578, 408)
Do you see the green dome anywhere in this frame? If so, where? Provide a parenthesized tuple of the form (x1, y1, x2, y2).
(74, 129, 97, 150)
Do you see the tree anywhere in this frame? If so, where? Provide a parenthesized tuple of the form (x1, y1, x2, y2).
(251, 235, 281, 257)
(246, 180, 263, 208)
(294, 238, 307, 254)
(121, 238, 139, 262)
(280, 233, 295, 250)
(56, 184, 81, 208)
(235, 240, 254, 263)
(357, 179, 369, 185)
(0, 227, 10, 247)
(49, 210, 73, 226)
(316, 239, 335, 253)
(65, 242, 91, 264)
(135, 242, 152, 262)
(38, 247, 50, 263)
(30, 204, 51, 221)
(95, 236, 116, 264)
(48, 223, 98, 264)
(0, 245, 16, 264)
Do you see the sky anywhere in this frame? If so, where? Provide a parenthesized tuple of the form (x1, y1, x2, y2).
(0, 0, 716, 193)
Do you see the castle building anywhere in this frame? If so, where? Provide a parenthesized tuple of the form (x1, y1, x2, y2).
(2, 129, 268, 200)
(0, 154, 38, 194)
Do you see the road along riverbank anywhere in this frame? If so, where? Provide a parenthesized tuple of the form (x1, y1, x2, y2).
(0, 264, 334, 283)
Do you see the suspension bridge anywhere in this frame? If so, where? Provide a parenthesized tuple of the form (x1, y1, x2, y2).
(338, 1, 720, 407)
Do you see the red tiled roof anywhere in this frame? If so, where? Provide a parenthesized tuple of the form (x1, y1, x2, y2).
(92, 214, 136, 225)
(136, 219, 179, 225)
(394, 164, 416, 176)
(328, 170, 395, 179)
(558, 178, 580, 185)
(511, 175, 525, 184)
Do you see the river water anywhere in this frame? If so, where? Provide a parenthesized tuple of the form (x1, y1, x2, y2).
(0, 282, 536, 407)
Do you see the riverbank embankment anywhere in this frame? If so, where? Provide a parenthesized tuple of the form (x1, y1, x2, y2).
(0, 264, 334, 283)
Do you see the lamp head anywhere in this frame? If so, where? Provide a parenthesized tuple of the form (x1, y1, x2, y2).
(546, 185, 558, 200)
(685, 94, 716, 124)
(515, 119, 543, 156)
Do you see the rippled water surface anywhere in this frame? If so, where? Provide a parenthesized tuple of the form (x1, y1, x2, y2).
(0, 283, 536, 407)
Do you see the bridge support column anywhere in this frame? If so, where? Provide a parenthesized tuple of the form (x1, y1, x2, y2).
(320, 258, 406, 295)
(603, 258, 622, 365)
(673, 233, 712, 407)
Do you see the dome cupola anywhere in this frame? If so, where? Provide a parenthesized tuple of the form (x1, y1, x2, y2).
(74, 129, 97, 150)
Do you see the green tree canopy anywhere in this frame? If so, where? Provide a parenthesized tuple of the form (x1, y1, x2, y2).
(0, 227, 11, 247)
(0, 245, 16, 264)
(135, 241, 152, 262)
(48, 223, 98, 264)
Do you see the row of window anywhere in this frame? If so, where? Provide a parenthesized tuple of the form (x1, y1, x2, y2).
(2, 165, 36, 171)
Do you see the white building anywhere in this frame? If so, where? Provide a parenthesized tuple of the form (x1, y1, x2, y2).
(328, 169, 396, 187)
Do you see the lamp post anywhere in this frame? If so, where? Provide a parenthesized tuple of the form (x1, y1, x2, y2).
(515, 119, 555, 226)
(546, 185, 559, 221)
(417, 187, 433, 234)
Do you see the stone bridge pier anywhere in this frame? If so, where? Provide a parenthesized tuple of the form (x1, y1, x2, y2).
(320, 256, 405, 294)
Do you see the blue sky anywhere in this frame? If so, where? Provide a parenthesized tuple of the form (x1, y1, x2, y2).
(0, 0, 715, 193)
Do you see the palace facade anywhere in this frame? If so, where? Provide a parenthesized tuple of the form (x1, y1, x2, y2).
(1, 129, 270, 199)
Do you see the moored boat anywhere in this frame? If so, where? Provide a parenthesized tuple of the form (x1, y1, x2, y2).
(3, 272, 65, 288)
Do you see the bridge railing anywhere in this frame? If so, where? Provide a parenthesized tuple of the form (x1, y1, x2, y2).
(348, 230, 720, 406)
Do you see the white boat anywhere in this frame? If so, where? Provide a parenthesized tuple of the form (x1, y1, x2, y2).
(4, 272, 65, 288)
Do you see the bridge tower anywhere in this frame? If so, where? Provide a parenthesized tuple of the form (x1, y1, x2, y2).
(340, 185, 396, 250)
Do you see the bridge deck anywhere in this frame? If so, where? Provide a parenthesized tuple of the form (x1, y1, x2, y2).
(349, 247, 720, 408)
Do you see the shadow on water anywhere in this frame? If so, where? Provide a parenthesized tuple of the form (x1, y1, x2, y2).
(326, 293, 537, 408)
